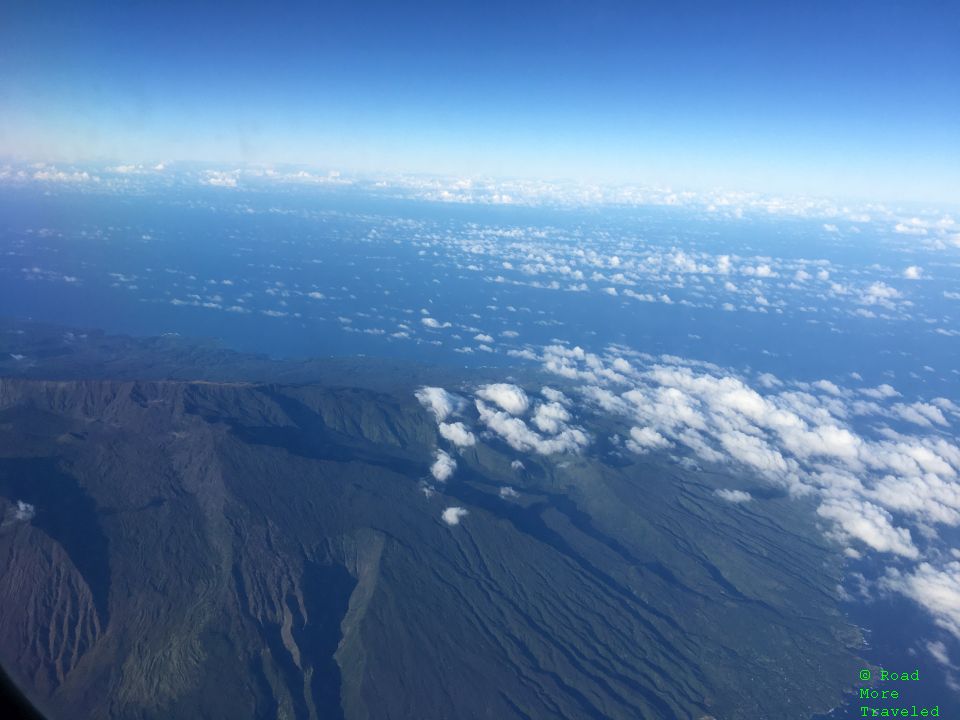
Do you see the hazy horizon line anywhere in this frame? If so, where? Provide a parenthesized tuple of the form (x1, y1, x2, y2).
(2, 155, 958, 216)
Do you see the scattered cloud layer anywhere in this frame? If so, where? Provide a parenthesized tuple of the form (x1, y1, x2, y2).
(489, 341, 960, 641)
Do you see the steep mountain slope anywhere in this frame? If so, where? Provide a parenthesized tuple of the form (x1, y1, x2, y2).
(0, 369, 862, 719)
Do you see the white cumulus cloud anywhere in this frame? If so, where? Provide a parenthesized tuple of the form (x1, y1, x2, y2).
(715, 489, 752, 503)
(626, 426, 672, 454)
(422, 317, 452, 329)
(442, 506, 469, 526)
(476, 383, 530, 415)
(881, 562, 960, 638)
(415, 387, 461, 422)
(439, 421, 477, 447)
(430, 449, 457, 482)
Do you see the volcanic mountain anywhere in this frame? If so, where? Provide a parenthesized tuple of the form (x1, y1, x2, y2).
(0, 323, 862, 719)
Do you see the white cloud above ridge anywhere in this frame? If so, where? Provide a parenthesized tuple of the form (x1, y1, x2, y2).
(816, 497, 919, 559)
(715, 489, 752, 503)
(476, 383, 530, 415)
(531, 401, 571, 434)
(415, 386, 463, 422)
(480, 340, 960, 640)
(475, 399, 589, 455)
(430, 449, 457, 482)
(439, 421, 477, 447)
(409, 342, 960, 635)
(528, 343, 960, 562)
(441, 506, 469, 525)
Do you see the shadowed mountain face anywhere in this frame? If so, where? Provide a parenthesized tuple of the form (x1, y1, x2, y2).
(0, 353, 863, 718)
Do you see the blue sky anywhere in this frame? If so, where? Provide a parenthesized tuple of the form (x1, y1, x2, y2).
(2, 0, 958, 203)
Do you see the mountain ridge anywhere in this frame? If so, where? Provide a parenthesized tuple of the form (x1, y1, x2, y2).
(0, 328, 864, 719)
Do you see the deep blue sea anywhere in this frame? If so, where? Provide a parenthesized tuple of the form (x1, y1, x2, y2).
(1, 186, 956, 397)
